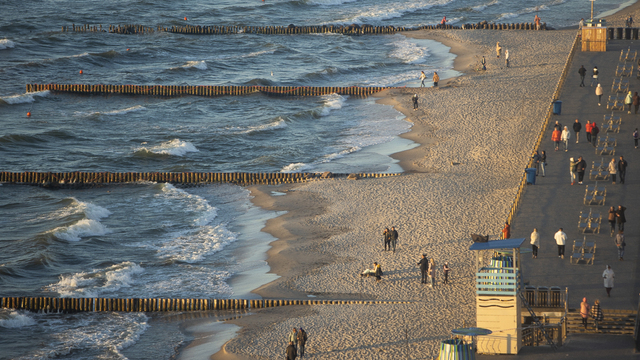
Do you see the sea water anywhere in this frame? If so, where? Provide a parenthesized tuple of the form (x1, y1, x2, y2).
(0, 0, 632, 358)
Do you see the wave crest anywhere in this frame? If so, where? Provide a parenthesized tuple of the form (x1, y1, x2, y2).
(45, 261, 144, 297)
(135, 139, 199, 157)
(0, 38, 15, 50)
(0, 90, 49, 105)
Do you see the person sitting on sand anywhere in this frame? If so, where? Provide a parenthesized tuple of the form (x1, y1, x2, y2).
(361, 262, 382, 280)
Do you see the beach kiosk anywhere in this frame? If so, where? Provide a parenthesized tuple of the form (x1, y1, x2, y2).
(582, 19, 607, 52)
(469, 238, 525, 354)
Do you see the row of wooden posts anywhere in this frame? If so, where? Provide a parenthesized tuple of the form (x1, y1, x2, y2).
(26, 84, 390, 97)
(1, 296, 408, 313)
(0, 171, 400, 186)
(61, 22, 547, 36)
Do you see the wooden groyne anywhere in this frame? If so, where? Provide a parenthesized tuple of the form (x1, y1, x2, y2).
(61, 22, 548, 35)
(0, 171, 400, 188)
(1, 296, 410, 313)
(26, 84, 389, 97)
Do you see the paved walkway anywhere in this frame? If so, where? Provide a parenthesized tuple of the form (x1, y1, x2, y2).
(511, 39, 640, 312)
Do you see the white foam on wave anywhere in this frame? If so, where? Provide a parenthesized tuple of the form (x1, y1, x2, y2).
(35, 197, 111, 222)
(0, 90, 49, 105)
(320, 93, 347, 116)
(281, 162, 313, 173)
(387, 35, 430, 64)
(228, 117, 287, 134)
(215, 48, 276, 60)
(306, 0, 357, 5)
(23, 312, 149, 359)
(182, 60, 207, 70)
(137, 139, 199, 157)
(0, 311, 36, 328)
(141, 265, 233, 298)
(75, 105, 146, 117)
(497, 2, 556, 21)
(133, 184, 238, 263)
(52, 218, 111, 242)
(45, 261, 144, 297)
(472, 0, 499, 11)
(328, 0, 455, 24)
(0, 38, 15, 50)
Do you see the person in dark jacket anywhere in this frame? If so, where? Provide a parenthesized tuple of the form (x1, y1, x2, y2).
(390, 226, 398, 253)
(539, 150, 547, 177)
(590, 66, 599, 87)
(573, 119, 582, 143)
(576, 156, 587, 184)
(591, 122, 600, 147)
(532, 150, 541, 175)
(297, 328, 308, 358)
(578, 65, 587, 87)
(590, 299, 604, 331)
(382, 227, 390, 251)
(412, 94, 418, 110)
(286, 341, 297, 360)
(633, 92, 640, 114)
(616, 205, 627, 231)
(417, 254, 429, 284)
(618, 156, 628, 184)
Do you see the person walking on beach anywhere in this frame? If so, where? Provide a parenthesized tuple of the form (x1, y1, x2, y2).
(382, 227, 390, 251)
(552, 127, 562, 151)
(578, 65, 587, 87)
(585, 120, 593, 143)
(496, 41, 502, 58)
(289, 327, 298, 351)
(419, 71, 427, 87)
(596, 84, 603, 106)
(603, 265, 615, 297)
(502, 222, 511, 239)
(626, 15, 634, 27)
(530, 228, 540, 258)
(412, 94, 418, 111)
(573, 119, 582, 143)
(390, 226, 398, 253)
(428, 258, 436, 288)
(286, 341, 297, 360)
(481, 56, 486, 70)
(634, 128, 639, 148)
(580, 297, 590, 329)
(608, 206, 617, 236)
(576, 156, 586, 184)
(570, 157, 578, 185)
(534, 14, 541, 30)
(432, 72, 439, 87)
(608, 158, 617, 184)
(297, 328, 308, 358)
(591, 122, 600, 147)
(561, 126, 571, 152)
(442, 262, 450, 284)
(616, 205, 627, 231)
(625, 91, 633, 114)
(554, 228, 567, 259)
(618, 156, 628, 184)
(591, 300, 604, 331)
(505, 49, 510, 67)
(633, 92, 639, 114)
(615, 230, 625, 261)
(418, 254, 429, 284)
(591, 66, 599, 87)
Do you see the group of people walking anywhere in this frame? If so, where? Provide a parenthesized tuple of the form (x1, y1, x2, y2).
(417, 254, 450, 287)
(419, 70, 439, 87)
(286, 327, 308, 359)
(382, 226, 399, 253)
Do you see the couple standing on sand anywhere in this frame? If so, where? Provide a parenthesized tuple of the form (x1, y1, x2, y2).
(383, 226, 399, 253)
(286, 327, 308, 359)
(419, 71, 439, 87)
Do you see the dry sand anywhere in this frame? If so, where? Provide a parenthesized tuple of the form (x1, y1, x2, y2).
(213, 29, 577, 360)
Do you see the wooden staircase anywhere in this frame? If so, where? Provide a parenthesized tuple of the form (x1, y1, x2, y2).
(566, 309, 636, 334)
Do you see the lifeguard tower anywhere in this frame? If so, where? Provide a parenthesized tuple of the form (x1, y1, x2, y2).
(469, 238, 525, 354)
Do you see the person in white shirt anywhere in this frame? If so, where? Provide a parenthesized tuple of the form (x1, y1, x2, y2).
(530, 228, 540, 258)
(554, 228, 567, 259)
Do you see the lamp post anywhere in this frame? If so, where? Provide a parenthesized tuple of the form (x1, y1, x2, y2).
(590, 0, 596, 22)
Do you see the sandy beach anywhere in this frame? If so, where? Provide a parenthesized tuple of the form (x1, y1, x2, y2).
(202, 28, 579, 360)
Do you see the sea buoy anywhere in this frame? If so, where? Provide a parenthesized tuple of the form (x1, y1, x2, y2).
(79, 70, 83, 74)
(26, 112, 31, 117)
(184, 17, 187, 21)
(126, 48, 130, 51)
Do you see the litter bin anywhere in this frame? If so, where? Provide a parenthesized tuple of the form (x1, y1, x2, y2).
(525, 168, 537, 185)
(553, 100, 562, 115)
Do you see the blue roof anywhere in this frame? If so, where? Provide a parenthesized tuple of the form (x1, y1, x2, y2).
(468, 238, 526, 251)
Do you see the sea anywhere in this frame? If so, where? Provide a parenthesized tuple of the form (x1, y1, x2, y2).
(0, 0, 632, 359)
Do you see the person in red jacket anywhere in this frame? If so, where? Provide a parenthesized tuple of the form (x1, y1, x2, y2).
(502, 222, 511, 239)
(552, 128, 562, 151)
(585, 120, 593, 143)
(591, 122, 600, 147)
